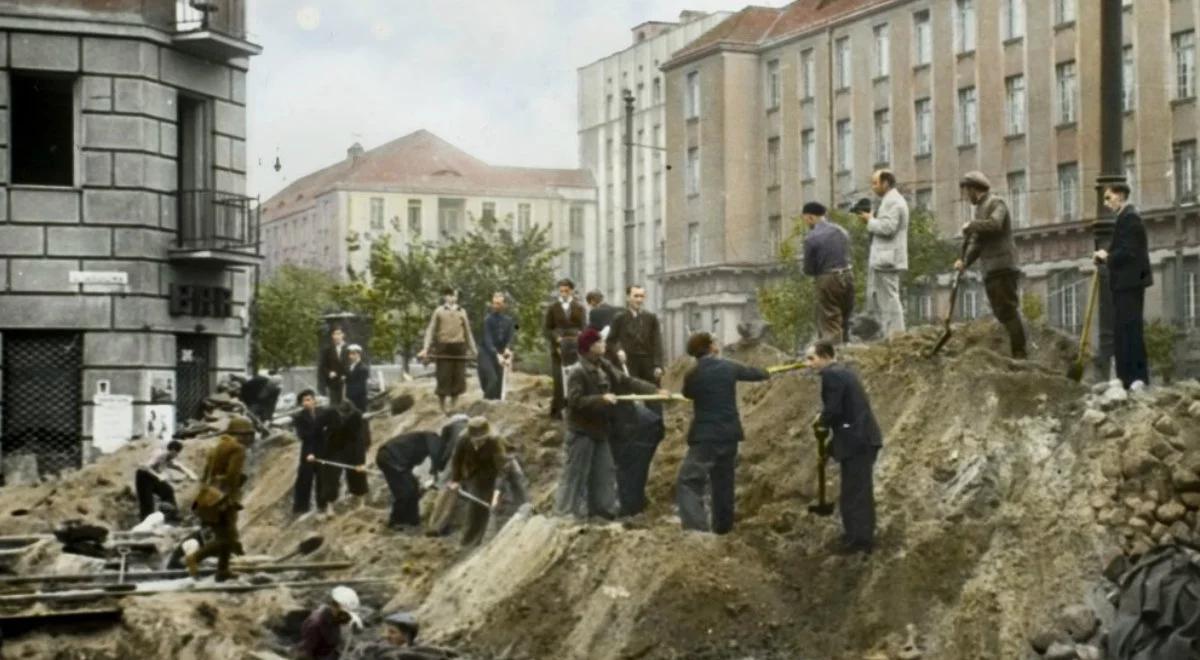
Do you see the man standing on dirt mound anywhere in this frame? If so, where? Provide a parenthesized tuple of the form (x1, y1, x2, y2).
(801, 201, 854, 345)
(1094, 182, 1153, 389)
(376, 415, 467, 531)
(806, 340, 882, 555)
(188, 416, 255, 581)
(608, 284, 665, 384)
(677, 332, 770, 534)
(419, 287, 478, 414)
(857, 169, 909, 339)
(544, 278, 587, 418)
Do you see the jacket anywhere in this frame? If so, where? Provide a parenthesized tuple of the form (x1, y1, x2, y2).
(867, 188, 909, 271)
(327, 402, 367, 463)
(608, 309, 664, 368)
(964, 193, 1019, 275)
(377, 431, 438, 471)
(344, 361, 370, 411)
(543, 298, 587, 350)
(482, 311, 516, 356)
(296, 605, 342, 660)
(587, 303, 619, 333)
(318, 343, 349, 394)
(1107, 205, 1154, 292)
(293, 407, 336, 458)
(201, 435, 246, 504)
(681, 355, 769, 445)
(818, 363, 883, 461)
(566, 356, 657, 439)
(449, 436, 508, 492)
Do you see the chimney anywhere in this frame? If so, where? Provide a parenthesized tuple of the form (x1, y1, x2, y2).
(347, 142, 365, 160)
(678, 10, 706, 23)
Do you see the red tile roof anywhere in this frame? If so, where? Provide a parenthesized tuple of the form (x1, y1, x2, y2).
(670, 6, 785, 60)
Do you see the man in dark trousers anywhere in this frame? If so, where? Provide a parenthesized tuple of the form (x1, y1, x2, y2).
(312, 401, 370, 516)
(802, 201, 855, 344)
(478, 292, 516, 401)
(318, 326, 350, 405)
(293, 389, 336, 516)
(955, 171, 1027, 358)
(135, 440, 196, 521)
(608, 284, 664, 384)
(419, 288, 478, 414)
(543, 278, 587, 418)
(677, 332, 770, 534)
(375, 415, 467, 530)
(1094, 182, 1153, 389)
(430, 417, 518, 547)
(806, 339, 883, 555)
(344, 344, 370, 412)
(585, 290, 618, 333)
(610, 401, 665, 518)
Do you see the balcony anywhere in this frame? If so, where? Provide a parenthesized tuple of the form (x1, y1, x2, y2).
(170, 190, 262, 267)
(173, 0, 262, 61)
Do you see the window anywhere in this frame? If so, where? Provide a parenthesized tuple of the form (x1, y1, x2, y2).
(652, 77, 661, 104)
(1124, 151, 1137, 189)
(606, 94, 613, 120)
(1007, 171, 1027, 228)
(915, 188, 933, 211)
(874, 109, 891, 165)
(915, 98, 932, 156)
(801, 129, 816, 180)
(1054, 0, 1075, 25)
(800, 49, 815, 99)
(1003, 0, 1025, 40)
(1005, 75, 1025, 135)
(955, 0, 975, 54)
(370, 198, 385, 230)
(873, 24, 890, 77)
(437, 198, 465, 237)
(407, 200, 422, 235)
(687, 222, 700, 266)
(914, 11, 932, 66)
(1175, 141, 1197, 201)
(1174, 31, 1195, 99)
(569, 205, 584, 238)
(835, 37, 851, 90)
(766, 137, 781, 188)
(957, 87, 978, 146)
(685, 71, 700, 119)
(768, 215, 782, 256)
(518, 203, 532, 232)
(569, 251, 584, 283)
(765, 59, 780, 109)
(1056, 61, 1077, 124)
(12, 73, 76, 186)
(686, 147, 700, 195)
(1058, 163, 1078, 220)
(962, 289, 979, 320)
(1121, 46, 1135, 112)
(1057, 273, 1080, 332)
(836, 119, 853, 174)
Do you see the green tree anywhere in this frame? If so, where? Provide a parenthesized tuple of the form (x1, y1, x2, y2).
(1144, 319, 1179, 383)
(253, 265, 339, 370)
(1021, 291, 1045, 324)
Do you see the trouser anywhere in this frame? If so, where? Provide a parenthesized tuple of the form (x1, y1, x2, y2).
(554, 430, 618, 519)
(816, 271, 855, 345)
(984, 270, 1027, 358)
(316, 460, 369, 509)
(865, 268, 905, 338)
(327, 378, 344, 405)
(292, 458, 319, 514)
(839, 448, 878, 549)
(676, 443, 738, 535)
(549, 337, 579, 418)
(458, 479, 493, 547)
(1113, 287, 1150, 388)
(477, 351, 503, 400)
(377, 455, 420, 527)
(624, 353, 660, 385)
(611, 403, 664, 517)
(435, 342, 468, 398)
(194, 508, 240, 578)
(134, 468, 177, 519)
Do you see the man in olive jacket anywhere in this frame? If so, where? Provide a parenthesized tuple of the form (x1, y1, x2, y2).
(955, 171, 1028, 359)
(188, 416, 255, 580)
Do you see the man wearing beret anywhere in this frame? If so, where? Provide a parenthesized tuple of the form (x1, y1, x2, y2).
(802, 201, 855, 344)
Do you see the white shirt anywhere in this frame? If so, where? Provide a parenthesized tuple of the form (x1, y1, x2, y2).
(560, 298, 572, 315)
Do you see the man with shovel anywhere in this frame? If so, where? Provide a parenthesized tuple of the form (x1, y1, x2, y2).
(429, 417, 516, 547)
(418, 287, 478, 414)
(375, 415, 468, 531)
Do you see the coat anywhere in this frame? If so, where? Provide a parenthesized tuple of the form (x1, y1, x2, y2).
(566, 356, 658, 439)
(543, 298, 587, 352)
(1107, 205, 1154, 292)
(292, 407, 336, 458)
(376, 427, 458, 477)
(327, 402, 367, 463)
(449, 436, 507, 491)
(867, 188, 909, 271)
(608, 309, 664, 368)
(681, 355, 769, 445)
(201, 435, 246, 504)
(318, 343, 349, 394)
(296, 605, 342, 660)
(482, 311, 516, 357)
(587, 303, 619, 333)
(964, 193, 1019, 275)
(344, 361, 370, 411)
(818, 363, 883, 461)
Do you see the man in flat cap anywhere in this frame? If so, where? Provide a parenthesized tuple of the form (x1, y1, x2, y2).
(956, 170, 1027, 359)
(802, 201, 854, 344)
(188, 416, 255, 581)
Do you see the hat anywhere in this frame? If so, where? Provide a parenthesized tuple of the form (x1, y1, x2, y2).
(850, 198, 873, 214)
(331, 586, 363, 628)
(383, 611, 419, 637)
(959, 170, 991, 190)
(226, 416, 255, 435)
(467, 416, 492, 440)
(577, 327, 602, 355)
(801, 201, 827, 216)
(347, 344, 362, 353)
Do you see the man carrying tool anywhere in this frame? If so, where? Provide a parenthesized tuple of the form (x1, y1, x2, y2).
(312, 401, 370, 516)
(429, 417, 517, 547)
(676, 332, 770, 534)
(188, 416, 255, 581)
(419, 287, 478, 414)
(857, 169, 909, 339)
(134, 440, 196, 521)
(806, 340, 882, 556)
(955, 171, 1027, 359)
(293, 389, 336, 517)
(608, 284, 665, 384)
(1094, 182, 1153, 389)
(297, 585, 364, 660)
(478, 291, 516, 401)
(544, 278, 587, 418)
(319, 326, 350, 405)
(802, 201, 854, 345)
(375, 415, 468, 531)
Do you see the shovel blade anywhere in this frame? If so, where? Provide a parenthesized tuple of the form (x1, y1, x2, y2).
(1066, 360, 1085, 383)
(927, 328, 953, 357)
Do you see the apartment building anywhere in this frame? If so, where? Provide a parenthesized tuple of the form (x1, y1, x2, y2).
(577, 9, 730, 307)
(0, 0, 261, 477)
(661, 0, 1200, 365)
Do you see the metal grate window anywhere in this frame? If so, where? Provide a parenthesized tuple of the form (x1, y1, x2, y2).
(175, 335, 212, 422)
(2, 332, 83, 477)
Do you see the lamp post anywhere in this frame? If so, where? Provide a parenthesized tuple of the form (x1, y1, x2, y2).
(1092, 0, 1124, 377)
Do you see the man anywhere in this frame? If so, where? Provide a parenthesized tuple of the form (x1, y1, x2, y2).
(585, 290, 618, 334)
(543, 279, 587, 418)
(319, 326, 350, 405)
(610, 400, 664, 518)
(805, 340, 883, 555)
(802, 201, 855, 345)
(293, 389, 336, 516)
(418, 288, 478, 414)
(1094, 182, 1153, 389)
(478, 292, 516, 401)
(375, 416, 467, 530)
(556, 327, 662, 519)
(676, 332, 770, 534)
(346, 612, 459, 659)
(188, 416, 255, 581)
(429, 417, 517, 547)
(297, 585, 364, 660)
(238, 372, 282, 426)
(135, 440, 196, 521)
(344, 345, 370, 412)
(955, 171, 1028, 359)
(608, 284, 665, 384)
(313, 401, 370, 515)
(858, 169, 909, 338)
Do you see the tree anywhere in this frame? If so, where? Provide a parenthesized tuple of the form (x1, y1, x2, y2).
(253, 265, 339, 370)
(1144, 319, 1179, 383)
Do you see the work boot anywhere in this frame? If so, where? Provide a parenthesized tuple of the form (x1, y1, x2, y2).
(1004, 318, 1028, 359)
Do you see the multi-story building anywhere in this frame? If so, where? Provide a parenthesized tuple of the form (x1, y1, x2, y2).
(261, 130, 596, 286)
(661, 0, 1200, 364)
(0, 0, 261, 478)
(577, 9, 730, 307)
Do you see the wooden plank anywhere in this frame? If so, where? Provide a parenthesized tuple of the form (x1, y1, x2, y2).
(0, 575, 395, 605)
(0, 607, 123, 636)
(0, 561, 354, 586)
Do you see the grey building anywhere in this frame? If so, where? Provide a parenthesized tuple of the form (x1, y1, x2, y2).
(0, 0, 260, 478)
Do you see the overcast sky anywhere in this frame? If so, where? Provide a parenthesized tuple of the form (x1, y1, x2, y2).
(245, 1, 775, 201)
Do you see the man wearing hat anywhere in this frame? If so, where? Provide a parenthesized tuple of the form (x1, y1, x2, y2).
(802, 201, 855, 344)
(956, 170, 1027, 359)
(431, 416, 515, 547)
(297, 585, 363, 660)
(557, 327, 664, 519)
(418, 287, 478, 414)
(188, 416, 255, 581)
(857, 169, 909, 338)
(343, 344, 370, 412)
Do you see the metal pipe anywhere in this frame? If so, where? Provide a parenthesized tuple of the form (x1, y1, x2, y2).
(624, 88, 636, 292)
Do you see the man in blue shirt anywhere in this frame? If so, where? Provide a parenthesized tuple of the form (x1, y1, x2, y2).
(478, 291, 516, 400)
(802, 201, 854, 344)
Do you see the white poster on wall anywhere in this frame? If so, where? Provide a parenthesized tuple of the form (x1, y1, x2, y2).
(93, 394, 134, 453)
(144, 405, 176, 446)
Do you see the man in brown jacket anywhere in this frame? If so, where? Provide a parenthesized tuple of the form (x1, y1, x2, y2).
(955, 171, 1027, 359)
(607, 284, 664, 384)
(419, 288, 478, 413)
(188, 416, 255, 581)
(429, 416, 516, 547)
(543, 278, 587, 418)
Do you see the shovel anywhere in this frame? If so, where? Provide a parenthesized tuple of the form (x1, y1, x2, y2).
(928, 242, 971, 357)
(272, 535, 324, 564)
(808, 420, 836, 517)
(1066, 269, 1101, 382)
(767, 362, 807, 375)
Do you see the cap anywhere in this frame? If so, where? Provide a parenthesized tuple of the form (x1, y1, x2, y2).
(960, 170, 991, 190)
(347, 344, 362, 353)
(577, 327, 602, 355)
(801, 201, 827, 216)
(850, 198, 873, 215)
(383, 611, 419, 637)
(226, 416, 255, 435)
(467, 416, 491, 440)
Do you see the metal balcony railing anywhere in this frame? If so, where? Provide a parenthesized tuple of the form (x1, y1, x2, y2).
(177, 190, 260, 254)
(175, 0, 247, 39)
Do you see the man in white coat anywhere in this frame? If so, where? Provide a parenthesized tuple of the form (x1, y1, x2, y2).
(857, 169, 909, 338)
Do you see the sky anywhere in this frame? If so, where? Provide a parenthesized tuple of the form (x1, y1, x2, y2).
(245, 0, 778, 201)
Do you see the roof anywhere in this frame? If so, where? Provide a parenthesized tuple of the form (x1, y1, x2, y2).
(263, 130, 595, 221)
(669, 6, 784, 61)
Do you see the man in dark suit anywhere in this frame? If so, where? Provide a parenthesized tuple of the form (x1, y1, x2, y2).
(806, 339, 883, 555)
(375, 416, 465, 530)
(543, 278, 587, 418)
(677, 332, 770, 534)
(608, 284, 665, 384)
(1094, 182, 1153, 389)
(344, 344, 370, 412)
(318, 326, 350, 404)
(292, 389, 336, 516)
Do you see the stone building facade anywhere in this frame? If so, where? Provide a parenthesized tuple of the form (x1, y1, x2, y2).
(0, 0, 260, 477)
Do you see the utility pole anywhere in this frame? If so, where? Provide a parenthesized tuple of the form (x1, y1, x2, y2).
(623, 89, 636, 296)
(1092, 0, 1123, 377)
